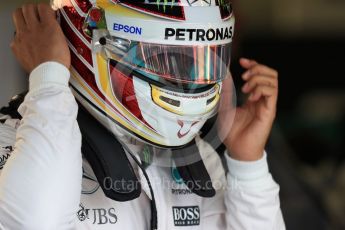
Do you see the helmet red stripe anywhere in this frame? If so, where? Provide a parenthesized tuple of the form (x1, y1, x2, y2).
(109, 63, 154, 130)
(61, 7, 91, 43)
(72, 0, 93, 14)
(60, 13, 93, 65)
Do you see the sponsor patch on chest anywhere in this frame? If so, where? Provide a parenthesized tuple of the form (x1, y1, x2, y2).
(77, 203, 118, 225)
(172, 206, 200, 226)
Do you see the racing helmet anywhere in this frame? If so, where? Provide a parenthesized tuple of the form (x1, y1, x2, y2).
(52, 0, 235, 148)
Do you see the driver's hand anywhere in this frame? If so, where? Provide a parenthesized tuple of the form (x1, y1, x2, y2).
(11, 3, 70, 73)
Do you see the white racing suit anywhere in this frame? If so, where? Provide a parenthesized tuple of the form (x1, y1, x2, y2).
(0, 62, 286, 230)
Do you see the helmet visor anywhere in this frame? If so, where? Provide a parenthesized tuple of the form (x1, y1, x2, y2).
(92, 30, 232, 85)
(123, 42, 232, 84)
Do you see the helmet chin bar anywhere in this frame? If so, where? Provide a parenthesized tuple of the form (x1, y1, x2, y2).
(78, 102, 215, 202)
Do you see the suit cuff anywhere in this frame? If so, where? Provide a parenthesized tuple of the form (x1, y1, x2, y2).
(29, 62, 70, 92)
(225, 151, 269, 182)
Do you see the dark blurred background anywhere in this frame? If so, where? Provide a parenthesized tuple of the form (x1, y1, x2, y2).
(1, 0, 345, 229)
(231, 0, 345, 229)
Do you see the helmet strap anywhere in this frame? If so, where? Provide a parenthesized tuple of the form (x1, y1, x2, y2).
(172, 139, 216, 198)
(78, 104, 141, 201)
